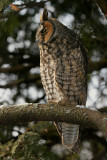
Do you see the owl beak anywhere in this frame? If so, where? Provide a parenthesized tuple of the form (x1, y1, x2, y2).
(36, 36, 42, 45)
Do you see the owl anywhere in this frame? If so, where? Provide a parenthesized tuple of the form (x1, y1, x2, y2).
(36, 8, 88, 150)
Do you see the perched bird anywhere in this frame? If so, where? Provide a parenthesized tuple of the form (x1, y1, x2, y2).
(36, 8, 88, 150)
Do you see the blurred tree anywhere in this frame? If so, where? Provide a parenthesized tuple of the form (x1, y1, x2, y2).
(0, 0, 107, 159)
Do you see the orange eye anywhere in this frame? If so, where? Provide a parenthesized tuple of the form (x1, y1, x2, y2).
(41, 28, 47, 34)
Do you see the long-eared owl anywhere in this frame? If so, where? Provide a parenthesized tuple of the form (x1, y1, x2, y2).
(36, 8, 88, 150)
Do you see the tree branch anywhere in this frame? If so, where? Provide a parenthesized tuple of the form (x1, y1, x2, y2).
(0, 64, 35, 73)
(92, 0, 107, 18)
(88, 58, 107, 73)
(0, 74, 40, 88)
(0, 103, 107, 138)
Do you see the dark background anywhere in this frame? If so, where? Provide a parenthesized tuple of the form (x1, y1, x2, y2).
(0, 0, 107, 159)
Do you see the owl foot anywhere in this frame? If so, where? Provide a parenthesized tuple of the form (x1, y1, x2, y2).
(75, 105, 86, 109)
(48, 100, 66, 107)
(48, 100, 58, 106)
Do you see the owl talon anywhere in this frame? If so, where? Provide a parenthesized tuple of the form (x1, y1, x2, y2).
(48, 100, 57, 104)
(48, 100, 66, 108)
(76, 105, 86, 109)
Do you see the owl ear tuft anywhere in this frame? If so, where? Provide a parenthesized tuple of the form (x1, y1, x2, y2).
(40, 7, 48, 22)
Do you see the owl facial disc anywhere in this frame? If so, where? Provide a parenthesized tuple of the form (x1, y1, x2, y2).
(36, 8, 54, 44)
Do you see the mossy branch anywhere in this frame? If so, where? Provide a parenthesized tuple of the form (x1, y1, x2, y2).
(0, 103, 107, 138)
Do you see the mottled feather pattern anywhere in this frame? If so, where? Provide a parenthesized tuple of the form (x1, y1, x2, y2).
(36, 8, 87, 150)
(40, 37, 87, 105)
(62, 123, 79, 148)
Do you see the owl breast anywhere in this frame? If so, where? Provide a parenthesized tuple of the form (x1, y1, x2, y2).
(39, 44, 59, 101)
(39, 38, 87, 106)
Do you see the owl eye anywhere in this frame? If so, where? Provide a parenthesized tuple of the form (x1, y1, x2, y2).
(41, 28, 47, 34)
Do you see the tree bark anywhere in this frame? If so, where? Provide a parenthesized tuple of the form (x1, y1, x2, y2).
(88, 58, 107, 73)
(0, 103, 107, 138)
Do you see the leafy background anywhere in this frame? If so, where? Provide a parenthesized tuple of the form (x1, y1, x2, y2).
(0, 0, 107, 159)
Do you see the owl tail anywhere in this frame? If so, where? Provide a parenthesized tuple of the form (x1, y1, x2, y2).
(61, 123, 79, 150)
(55, 122, 79, 150)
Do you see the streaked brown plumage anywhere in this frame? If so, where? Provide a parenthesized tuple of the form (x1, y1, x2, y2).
(36, 8, 88, 150)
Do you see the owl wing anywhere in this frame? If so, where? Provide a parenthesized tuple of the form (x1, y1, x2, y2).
(54, 45, 87, 106)
(54, 45, 87, 150)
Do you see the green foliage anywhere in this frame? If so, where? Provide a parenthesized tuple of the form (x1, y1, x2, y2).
(0, 140, 14, 159)
(0, 15, 20, 47)
(0, 0, 13, 11)
(0, 122, 63, 160)
(12, 132, 45, 159)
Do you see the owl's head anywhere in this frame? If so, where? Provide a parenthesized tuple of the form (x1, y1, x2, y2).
(36, 8, 59, 44)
